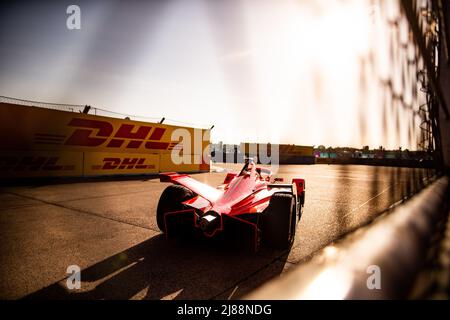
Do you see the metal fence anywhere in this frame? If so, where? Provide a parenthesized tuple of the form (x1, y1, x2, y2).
(0, 95, 210, 129)
(400, 0, 449, 166)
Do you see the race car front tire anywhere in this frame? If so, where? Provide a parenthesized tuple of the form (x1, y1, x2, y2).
(156, 185, 195, 232)
(260, 193, 296, 249)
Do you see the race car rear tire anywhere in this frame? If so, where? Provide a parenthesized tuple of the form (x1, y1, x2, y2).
(156, 185, 195, 232)
(261, 193, 296, 249)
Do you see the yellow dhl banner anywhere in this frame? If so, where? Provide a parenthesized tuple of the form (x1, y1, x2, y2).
(0, 151, 210, 178)
(0, 103, 210, 178)
(0, 103, 210, 155)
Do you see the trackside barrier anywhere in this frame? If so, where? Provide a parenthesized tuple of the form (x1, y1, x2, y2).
(245, 177, 450, 299)
(0, 102, 210, 178)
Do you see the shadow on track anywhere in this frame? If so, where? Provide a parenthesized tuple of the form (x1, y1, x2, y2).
(22, 235, 289, 300)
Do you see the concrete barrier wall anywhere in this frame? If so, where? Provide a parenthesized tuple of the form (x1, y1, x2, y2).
(246, 176, 450, 299)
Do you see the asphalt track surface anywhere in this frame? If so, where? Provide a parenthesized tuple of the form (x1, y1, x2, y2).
(0, 164, 434, 299)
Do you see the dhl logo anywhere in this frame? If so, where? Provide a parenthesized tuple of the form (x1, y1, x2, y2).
(0, 156, 75, 171)
(61, 118, 178, 150)
(92, 157, 156, 170)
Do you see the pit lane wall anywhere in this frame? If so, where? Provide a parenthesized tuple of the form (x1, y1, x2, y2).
(0, 103, 210, 178)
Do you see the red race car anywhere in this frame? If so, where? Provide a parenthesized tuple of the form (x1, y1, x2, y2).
(157, 159, 305, 252)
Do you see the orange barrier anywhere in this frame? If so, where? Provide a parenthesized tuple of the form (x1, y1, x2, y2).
(0, 103, 210, 178)
(240, 143, 314, 157)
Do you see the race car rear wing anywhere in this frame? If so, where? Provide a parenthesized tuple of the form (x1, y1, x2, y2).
(267, 183, 294, 190)
(292, 179, 305, 192)
(267, 183, 297, 198)
(269, 179, 305, 204)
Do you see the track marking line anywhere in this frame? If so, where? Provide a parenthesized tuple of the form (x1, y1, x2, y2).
(227, 286, 239, 300)
(2, 190, 160, 233)
(348, 185, 393, 215)
(313, 184, 400, 232)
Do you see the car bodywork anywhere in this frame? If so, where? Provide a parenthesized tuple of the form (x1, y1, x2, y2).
(158, 159, 305, 251)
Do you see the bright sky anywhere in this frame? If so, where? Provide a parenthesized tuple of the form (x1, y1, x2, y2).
(0, 0, 423, 149)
